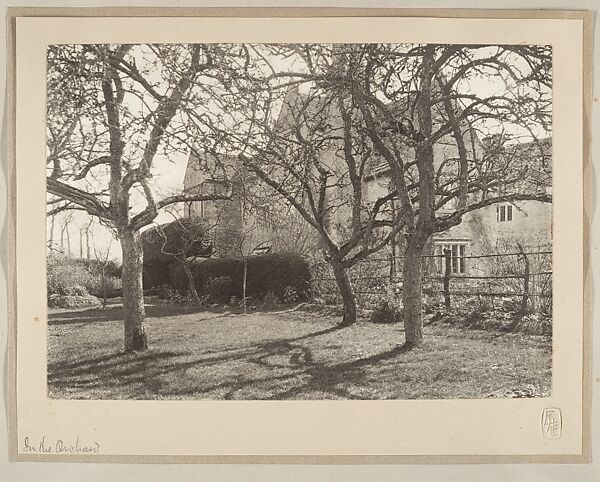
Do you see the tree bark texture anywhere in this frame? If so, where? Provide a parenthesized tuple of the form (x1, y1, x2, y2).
(182, 261, 201, 305)
(402, 237, 426, 347)
(120, 229, 148, 352)
(331, 261, 357, 325)
(400, 45, 436, 348)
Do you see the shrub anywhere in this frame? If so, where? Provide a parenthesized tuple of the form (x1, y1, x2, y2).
(47, 261, 95, 296)
(142, 217, 212, 264)
(47, 254, 122, 304)
(169, 257, 239, 296)
(282, 286, 300, 304)
(245, 252, 311, 300)
(61, 284, 89, 296)
(143, 259, 172, 289)
(520, 313, 552, 336)
(87, 276, 122, 298)
(169, 252, 311, 302)
(205, 276, 234, 303)
(48, 293, 101, 309)
(500, 298, 521, 313)
(309, 262, 338, 304)
(261, 290, 280, 309)
(370, 300, 403, 324)
(422, 292, 444, 314)
(141, 217, 212, 290)
(432, 308, 552, 336)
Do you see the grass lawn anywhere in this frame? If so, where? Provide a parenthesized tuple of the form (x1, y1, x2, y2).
(48, 299, 552, 400)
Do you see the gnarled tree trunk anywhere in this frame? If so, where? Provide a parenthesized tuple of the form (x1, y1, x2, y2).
(401, 44, 436, 348)
(402, 236, 427, 347)
(182, 261, 201, 305)
(120, 229, 148, 352)
(331, 260, 357, 325)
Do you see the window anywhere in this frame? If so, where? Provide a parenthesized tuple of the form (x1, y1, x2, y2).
(252, 246, 272, 256)
(496, 204, 513, 222)
(435, 243, 467, 274)
(185, 199, 204, 218)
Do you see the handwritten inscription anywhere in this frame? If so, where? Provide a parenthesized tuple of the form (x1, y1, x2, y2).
(541, 408, 562, 440)
(22, 436, 100, 454)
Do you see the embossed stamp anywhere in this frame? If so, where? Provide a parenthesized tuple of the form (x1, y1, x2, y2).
(541, 408, 562, 439)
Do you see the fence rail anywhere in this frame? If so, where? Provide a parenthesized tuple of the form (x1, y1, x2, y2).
(331, 289, 552, 298)
(311, 248, 552, 313)
(366, 251, 552, 261)
(316, 271, 552, 282)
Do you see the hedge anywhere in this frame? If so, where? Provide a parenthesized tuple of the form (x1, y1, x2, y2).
(168, 252, 311, 301)
(142, 217, 213, 290)
(47, 254, 121, 299)
(143, 258, 172, 289)
(48, 293, 102, 309)
(142, 217, 212, 265)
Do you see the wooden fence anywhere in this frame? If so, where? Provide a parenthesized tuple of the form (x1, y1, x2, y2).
(311, 249, 552, 313)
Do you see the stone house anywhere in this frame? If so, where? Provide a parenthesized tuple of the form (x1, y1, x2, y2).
(363, 137, 552, 277)
(183, 151, 317, 258)
(182, 86, 552, 279)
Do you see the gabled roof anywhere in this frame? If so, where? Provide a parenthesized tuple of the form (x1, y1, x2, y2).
(183, 151, 238, 192)
(498, 137, 552, 191)
(274, 84, 342, 136)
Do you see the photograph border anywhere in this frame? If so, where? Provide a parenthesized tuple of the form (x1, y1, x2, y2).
(5, 7, 593, 464)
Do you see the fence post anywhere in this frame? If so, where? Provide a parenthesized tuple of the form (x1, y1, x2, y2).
(443, 248, 451, 310)
(518, 244, 530, 313)
(531, 272, 539, 313)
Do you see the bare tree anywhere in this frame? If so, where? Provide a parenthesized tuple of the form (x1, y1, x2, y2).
(48, 213, 56, 251)
(219, 216, 281, 315)
(148, 215, 211, 305)
(209, 51, 405, 325)
(217, 43, 552, 341)
(47, 197, 78, 252)
(336, 43, 552, 346)
(58, 211, 73, 255)
(79, 219, 94, 258)
(92, 236, 114, 309)
(45, 44, 249, 351)
(84, 218, 94, 259)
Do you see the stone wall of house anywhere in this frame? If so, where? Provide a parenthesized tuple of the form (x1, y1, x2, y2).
(183, 152, 320, 258)
(364, 172, 552, 277)
(433, 199, 552, 276)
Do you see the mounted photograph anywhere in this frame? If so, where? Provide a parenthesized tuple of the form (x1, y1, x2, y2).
(46, 42, 554, 401)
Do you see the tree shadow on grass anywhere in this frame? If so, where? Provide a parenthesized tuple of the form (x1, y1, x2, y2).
(48, 325, 346, 387)
(48, 322, 411, 400)
(264, 343, 414, 400)
(172, 340, 413, 400)
(48, 303, 231, 325)
(48, 350, 182, 378)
